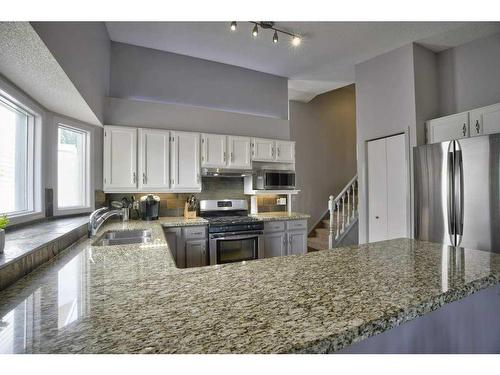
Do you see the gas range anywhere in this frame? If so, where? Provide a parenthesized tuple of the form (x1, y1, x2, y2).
(199, 199, 264, 265)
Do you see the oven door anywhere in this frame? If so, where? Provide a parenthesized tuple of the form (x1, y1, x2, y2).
(209, 232, 262, 265)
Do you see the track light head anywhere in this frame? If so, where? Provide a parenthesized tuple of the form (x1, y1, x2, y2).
(252, 24, 258, 37)
(292, 35, 301, 46)
(273, 30, 278, 44)
(230, 21, 237, 31)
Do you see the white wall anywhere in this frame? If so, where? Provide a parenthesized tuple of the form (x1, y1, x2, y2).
(109, 41, 288, 120)
(438, 32, 500, 116)
(31, 22, 111, 124)
(289, 85, 357, 230)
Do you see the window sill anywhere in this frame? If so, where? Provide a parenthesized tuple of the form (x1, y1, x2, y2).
(54, 206, 93, 216)
(5, 211, 45, 227)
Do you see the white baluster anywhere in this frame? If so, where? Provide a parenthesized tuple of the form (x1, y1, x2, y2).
(336, 201, 340, 239)
(328, 195, 334, 249)
(351, 184, 356, 220)
(341, 195, 345, 233)
(346, 189, 351, 225)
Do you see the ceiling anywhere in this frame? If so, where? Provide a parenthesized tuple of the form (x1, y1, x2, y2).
(106, 22, 500, 102)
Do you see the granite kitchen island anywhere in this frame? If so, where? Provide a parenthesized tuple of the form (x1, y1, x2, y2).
(1, 218, 500, 353)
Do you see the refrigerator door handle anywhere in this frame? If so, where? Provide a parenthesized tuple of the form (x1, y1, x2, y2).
(447, 141, 456, 243)
(454, 140, 464, 244)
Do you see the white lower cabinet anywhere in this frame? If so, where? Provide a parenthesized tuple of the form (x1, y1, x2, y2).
(263, 220, 307, 258)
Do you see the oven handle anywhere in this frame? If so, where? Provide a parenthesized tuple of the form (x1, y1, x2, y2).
(211, 232, 262, 241)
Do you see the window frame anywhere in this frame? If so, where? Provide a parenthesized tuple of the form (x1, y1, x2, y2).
(0, 86, 43, 226)
(53, 116, 94, 216)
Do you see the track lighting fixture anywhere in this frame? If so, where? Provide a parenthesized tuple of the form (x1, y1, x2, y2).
(252, 24, 258, 37)
(230, 22, 301, 47)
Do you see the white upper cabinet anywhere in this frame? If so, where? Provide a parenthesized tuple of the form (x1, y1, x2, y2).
(170, 131, 201, 191)
(103, 126, 137, 191)
(227, 136, 251, 169)
(138, 128, 170, 190)
(201, 133, 227, 168)
(252, 138, 275, 161)
(275, 141, 295, 162)
(469, 103, 500, 137)
(426, 112, 469, 144)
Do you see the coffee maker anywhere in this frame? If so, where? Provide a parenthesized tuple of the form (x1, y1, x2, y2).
(139, 195, 160, 221)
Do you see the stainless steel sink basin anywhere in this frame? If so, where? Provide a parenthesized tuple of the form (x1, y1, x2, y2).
(92, 229, 153, 246)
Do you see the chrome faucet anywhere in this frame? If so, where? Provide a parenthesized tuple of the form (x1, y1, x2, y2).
(88, 207, 123, 238)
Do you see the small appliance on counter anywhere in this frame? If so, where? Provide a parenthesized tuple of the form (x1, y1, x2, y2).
(139, 194, 160, 221)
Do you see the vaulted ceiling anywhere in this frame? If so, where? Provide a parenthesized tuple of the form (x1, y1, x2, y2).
(106, 21, 500, 102)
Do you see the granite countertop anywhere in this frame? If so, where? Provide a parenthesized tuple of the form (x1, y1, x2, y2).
(0, 217, 499, 353)
(249, 212, 310, 221)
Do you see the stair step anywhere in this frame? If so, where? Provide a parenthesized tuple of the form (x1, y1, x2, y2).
(314, 228, 331, 238)
(307, 237, 328, 251)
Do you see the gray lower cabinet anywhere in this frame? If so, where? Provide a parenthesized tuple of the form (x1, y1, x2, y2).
(163, 225, 207, 268)
(263, 231, 286, 258)
(263, 220, 307, 258)
(185, 240, 208, 268)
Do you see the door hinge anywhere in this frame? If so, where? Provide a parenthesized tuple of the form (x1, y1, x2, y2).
(104, 131, 107, 137)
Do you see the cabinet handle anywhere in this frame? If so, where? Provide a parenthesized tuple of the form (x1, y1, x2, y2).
(142, 173, 146, 184)
(133, 172, 136, 183)
(223, 152, 226, 162)
(271, 147, 275, 157)
(462, 124, 467, 136)
(475, 120, 480, 134)
(277, 147, 280, 157)
(231, 152, 234, 162)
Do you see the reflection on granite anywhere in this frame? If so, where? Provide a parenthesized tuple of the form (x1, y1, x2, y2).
(0, 227, 499, 353)
(250, 212, 310, 221)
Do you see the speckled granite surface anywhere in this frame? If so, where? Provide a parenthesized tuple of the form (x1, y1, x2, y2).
(0, 220, 499, 353)
(250, 212, 310, 221)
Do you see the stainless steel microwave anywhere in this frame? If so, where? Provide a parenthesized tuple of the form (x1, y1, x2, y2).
(252, 170, 296, 190)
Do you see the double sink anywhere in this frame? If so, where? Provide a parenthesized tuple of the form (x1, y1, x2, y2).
(92, 229, 153, 246)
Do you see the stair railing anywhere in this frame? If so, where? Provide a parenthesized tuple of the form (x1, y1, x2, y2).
(328, 175, 358, 249)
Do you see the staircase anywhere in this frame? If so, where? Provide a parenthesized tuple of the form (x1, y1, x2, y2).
(307, 176, 358, 251)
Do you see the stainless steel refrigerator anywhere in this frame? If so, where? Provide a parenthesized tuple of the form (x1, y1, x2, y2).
(414, 133, 500, 253)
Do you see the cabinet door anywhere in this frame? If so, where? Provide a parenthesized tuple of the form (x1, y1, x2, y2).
(170, 131, 201, 191)
(103, 126, 137, 190)
(164, 227, 183, 267)
(287, 230, 307, 255)
(252, 138, 275, 162)
(470, 103, 500, 137)
(427, 112, 469, 143)
(138, 128, 170, 190)
(185, 240, 207, 268)
(275, 141, 295, 163)
(264, 232, 286, 258)
(201, 134, 227, 168)
(367, 137, 389, 242)
(227, 136, 251, 169)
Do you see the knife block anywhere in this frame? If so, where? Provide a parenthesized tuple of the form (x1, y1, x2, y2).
(184, 203, 197, 219)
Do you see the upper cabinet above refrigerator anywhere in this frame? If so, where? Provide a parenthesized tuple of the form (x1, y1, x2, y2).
(426, 102, 500, 143)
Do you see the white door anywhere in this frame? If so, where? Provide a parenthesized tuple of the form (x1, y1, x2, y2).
(287, 230, 307, 255)
(103, 126, 137, 190)
(138, 128, 170, 190)
(427, 112, 469, 143)
(275, 141, 295, 163)
(201, 134, 227, 168)
(367, 134, 407, 242)
(386, 135, 408, 238)
(470, 103, 500, 137)
(228, 136, 251, 169)
(264, 232, 286, 258)
(252, 138, 275, 162)
(185, 240, 207, 268)
(170, 131, 201, 191)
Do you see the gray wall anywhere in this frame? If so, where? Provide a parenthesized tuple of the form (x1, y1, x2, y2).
(289, 85, 357, 230)
(105, 97, 290, 139)
(31, 22, 111, 124)
(109, 41, 289, 120)
(438, 32, 500, 116)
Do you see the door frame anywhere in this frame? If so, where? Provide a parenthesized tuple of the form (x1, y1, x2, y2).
(365, 130, 411, 242)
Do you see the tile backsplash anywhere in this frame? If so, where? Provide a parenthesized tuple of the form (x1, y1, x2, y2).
(105, 177, 286, 216)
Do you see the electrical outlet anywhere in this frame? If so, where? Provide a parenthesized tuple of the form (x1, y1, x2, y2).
(277, 197, 287, 205)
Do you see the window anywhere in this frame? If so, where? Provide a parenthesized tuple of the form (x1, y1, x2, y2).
(57, 125, 90, 210)
(0, 96, 34, 216)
